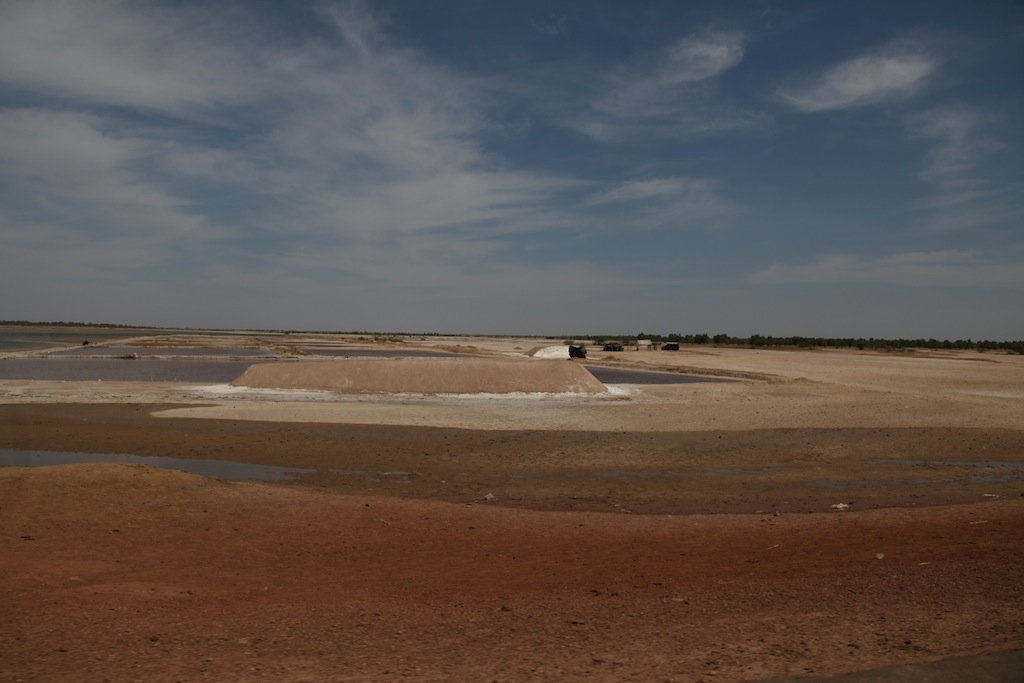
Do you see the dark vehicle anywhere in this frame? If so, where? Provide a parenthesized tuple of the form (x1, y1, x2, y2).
(602, 342, 624, 352)
(568, 344, 587, 358)
(662, 342, 679, 351)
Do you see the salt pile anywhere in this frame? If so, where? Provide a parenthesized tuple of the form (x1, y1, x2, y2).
(231, 357, 607, 394)
(526, 345, 571, 360)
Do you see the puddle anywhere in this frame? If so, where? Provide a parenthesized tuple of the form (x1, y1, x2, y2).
(47, 345, 276, 358)
(0, 358, 261, 382)
(0, 449, 313, 481)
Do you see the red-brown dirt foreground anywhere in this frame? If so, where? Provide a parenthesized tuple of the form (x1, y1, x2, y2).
(1, 334, 1023, 681)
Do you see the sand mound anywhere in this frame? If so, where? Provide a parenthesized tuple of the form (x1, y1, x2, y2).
(231, 358, 607, 394)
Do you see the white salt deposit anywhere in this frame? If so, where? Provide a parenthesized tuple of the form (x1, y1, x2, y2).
(185, 384, 330, 399)
(529, 345, 571, 359)
(431, 391, 602, 399)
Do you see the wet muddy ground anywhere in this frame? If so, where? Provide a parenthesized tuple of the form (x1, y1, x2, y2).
(1, 335, 1022, 681)
(3, 403, 1022, 515)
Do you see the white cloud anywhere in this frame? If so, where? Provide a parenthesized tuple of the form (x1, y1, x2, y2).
(585, 177, 713, 205)
(778, 37, 937, 112)
(582, 177, 735, 231)
(0, 0, 618, 331)
(578, 30, 757, 140)
(750, 250, 1024, 287)
(0, 0, 583, 251)
(585, 178, 720, 206)
(316, 169, 580, 237)
(3, 2, 1013, 337)
(657, 30, 746, 85)
(912, 106, 1001, 186)
(909, 105, 1014, 233)
(0, 0, 263, 114)
(0, 108, 207, 239)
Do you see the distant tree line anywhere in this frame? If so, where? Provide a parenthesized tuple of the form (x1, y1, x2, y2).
(1, 320, 150, 329)
(5, 321, 1021, 354)
(587, 333, 1024, 354)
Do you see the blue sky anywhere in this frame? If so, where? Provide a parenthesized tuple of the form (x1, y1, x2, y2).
(1, 0, 1022, 339)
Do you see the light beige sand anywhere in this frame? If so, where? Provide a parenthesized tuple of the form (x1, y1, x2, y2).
(3, 343, 1023, 434)
(176, 345, 1024, 432)
(230, 357, 607, 394)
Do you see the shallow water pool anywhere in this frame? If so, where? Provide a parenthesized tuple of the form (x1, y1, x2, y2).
(0, 449, 313, 481)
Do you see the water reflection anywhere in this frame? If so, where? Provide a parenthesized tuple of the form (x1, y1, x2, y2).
(0, 449, 312, 481)
(0, 359, 259, 382)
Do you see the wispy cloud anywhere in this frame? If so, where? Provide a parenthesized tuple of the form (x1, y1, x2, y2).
(0, 1, 1019, 337)
(914, 106, 1000, 183)
(585, 177, 714, 205)
(0, 0, 580, 274)
(750, 250, 1024, 287)
(0, 0, 264, 114)
(909, 105, 1017, 233)
(531, 15, 568, 38)
(576, 29, 760, 140)
(778, 36, 938, 112)
(0, 108, 207, 239)
(583, 177, 734, 230)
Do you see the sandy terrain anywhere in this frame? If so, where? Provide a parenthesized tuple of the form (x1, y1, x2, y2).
(231, 357, 608, 394)
(1, 334, 1023, 681)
